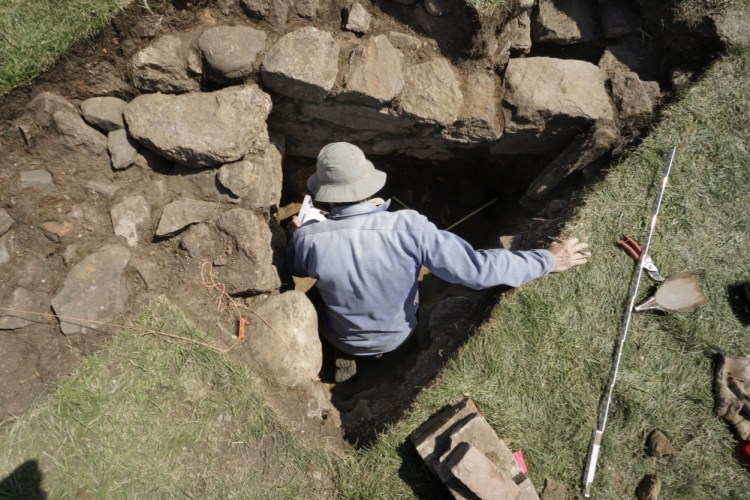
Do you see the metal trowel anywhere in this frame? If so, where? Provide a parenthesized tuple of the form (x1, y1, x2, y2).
(634, 271, 708, 313)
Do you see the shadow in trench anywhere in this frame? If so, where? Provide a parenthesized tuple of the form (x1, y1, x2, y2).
(0, 460, 47, 500)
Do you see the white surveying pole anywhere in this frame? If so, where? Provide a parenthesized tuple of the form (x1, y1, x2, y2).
(582, 146, 678, 497)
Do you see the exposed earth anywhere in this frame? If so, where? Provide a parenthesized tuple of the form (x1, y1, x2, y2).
(0, 0, 742, 446)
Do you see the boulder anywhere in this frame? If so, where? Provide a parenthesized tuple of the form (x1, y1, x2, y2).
(707, 8, 750, 47)
(444, 71, 502, 142)
(243, 291, 322, 386)
(51, 245, 131, 335)
(344, 3, 372, 34)
(400, 57, 463, 126)
(125, 85, 272, 168)
(495, 57, 613, 154)
(214, 208, 281, 294)
(531, 0, 600, 44)
(0, 208, 14, 236)
(111, 195, 151, 247)
(198, 25, 266, 82)
(108, 129, 139, 170)
(598, 0, 640, 39)
(155, 198, 220, 237)
(339, 35, 404, 105)
(131, 34, 200, 93)
(261, 27, 340, 102)
(52, 111, 108, 156)
(0, 288, 48, 330)
(25, 92, 77, 128)
(217, 150, 282, 207)
(610, 71, 660, 122)
(80, 97, 127, 132)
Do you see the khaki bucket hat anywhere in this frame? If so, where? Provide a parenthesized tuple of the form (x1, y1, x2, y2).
(307, 142, 387, 203)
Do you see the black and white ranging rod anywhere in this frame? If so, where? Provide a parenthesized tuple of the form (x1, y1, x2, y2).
(582, 146, 678, 497)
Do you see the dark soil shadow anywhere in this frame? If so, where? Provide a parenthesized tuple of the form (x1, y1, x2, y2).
(0, 460, 47, 500)
(727, 283, 750, 326)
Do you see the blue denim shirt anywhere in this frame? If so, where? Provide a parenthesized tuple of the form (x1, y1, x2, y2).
(286, 200, 554, 356)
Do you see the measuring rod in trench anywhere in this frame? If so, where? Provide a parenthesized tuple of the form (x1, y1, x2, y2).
(582, 146, 678, 497)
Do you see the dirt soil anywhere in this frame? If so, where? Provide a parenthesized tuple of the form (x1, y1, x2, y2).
(0, 0, 726, 444)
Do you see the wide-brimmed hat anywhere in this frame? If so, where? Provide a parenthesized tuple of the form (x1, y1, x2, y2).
(307, 142, 387, 203)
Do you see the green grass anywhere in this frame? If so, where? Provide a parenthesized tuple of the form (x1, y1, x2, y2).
(0, 0, 130, 94)
(0, 301, 343, 498)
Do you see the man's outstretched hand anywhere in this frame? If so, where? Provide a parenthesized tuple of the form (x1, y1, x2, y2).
(548, 237, 591, 272)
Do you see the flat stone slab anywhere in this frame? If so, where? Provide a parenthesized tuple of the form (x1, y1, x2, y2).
(19, 170, 55, 190)
(261, 27, 339, 102)
(52, 111, 108, 156)
(111, 195, 151, 247)
(400, 57, 463, 126)
(51, 245, 131, 335)
(125, 85, 272, 168)
(199, 25, 266, 81)
(108, 129, 139, 170)
(0, 288, 47, 330)
(156, 198, 220, 237)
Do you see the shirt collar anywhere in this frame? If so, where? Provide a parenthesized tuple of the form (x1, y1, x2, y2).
(329, 199, 392, 219)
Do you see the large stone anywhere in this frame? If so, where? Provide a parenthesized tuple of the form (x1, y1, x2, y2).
(261, 27, 339, 103)
(52, 111, 108, 156)
(411, 398, 478, 474)
(199, 25, 266, 81)
(0, 208, 14, 236)
(293, 0, 319, 18)
(214, 208, 280, 294)
(25, 92, 77, 128)
(241, 0, 289, 26)
(509, 11, 533, 55)
(598, 41, 660, 82)
(400, 57, 463, 126)
(80, 97, 127, 132)
(300, 102, 416, 132)
(610, 71, 660, 122)
(340, 35, 404, 105)
(599, 0, 640, 39)
(344, 3, 372, 34)
(243, 291, 322, 386)
(180, 223, 214, 259)
(131, 34, 200, 93)
(51, 245, 131, 335)
(111, 195, 151, 247)
(708, 8, 750, 47)
(108, 129, 139, 170)
(531, 0, 600, 44)
(217, 150, 282, 207)
(444, 71, 502, 142)
(125, 85, 272, 168)
(495, 57, 613, 154)
(155, 198, 219, 237)
(0, 288, 47, 330)
(387, 31, 422, 51)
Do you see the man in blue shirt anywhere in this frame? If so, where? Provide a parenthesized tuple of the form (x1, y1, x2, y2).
(287, 142, 591, 382)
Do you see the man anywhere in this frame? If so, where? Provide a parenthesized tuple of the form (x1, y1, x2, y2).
(287, 142, 591, 382)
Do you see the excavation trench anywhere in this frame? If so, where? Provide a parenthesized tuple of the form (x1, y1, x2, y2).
(278, 152, 576, 444)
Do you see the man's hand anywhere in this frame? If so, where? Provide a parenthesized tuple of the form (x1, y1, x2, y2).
(548, 237, 591, 272)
